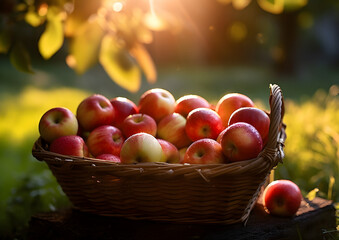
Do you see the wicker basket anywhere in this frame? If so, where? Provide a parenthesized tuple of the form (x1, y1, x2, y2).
(32, 84, 286, 224)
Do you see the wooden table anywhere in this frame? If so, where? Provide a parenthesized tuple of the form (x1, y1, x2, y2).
(28, 197, 337, 240)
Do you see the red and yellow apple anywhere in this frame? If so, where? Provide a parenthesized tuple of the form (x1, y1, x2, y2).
(138, 88, 176, 122)
(87, 125, 124, 157)
(157, 139, 180, 163)
(263, 180, 302, 217)
(183, 138, 225, 164)
(228, 107, 270, 144)
(175, 94, 210, 118)
(76, 94, 114, 131)
(121, 113, 157, 138)
(185, 108, 224, 141)
(110, 97, 138, 129)
(39, 107, 78, 143)
(157, 113, 192, 149)
(215, 93, 254, 127)
(120, 133, 164, 163)
(49, 135, 89, 157)
(96, 153, 121, 163)
(220, 122, 263, 162)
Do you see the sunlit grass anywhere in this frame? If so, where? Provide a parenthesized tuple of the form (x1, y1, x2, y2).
(276, 86, 339, 202)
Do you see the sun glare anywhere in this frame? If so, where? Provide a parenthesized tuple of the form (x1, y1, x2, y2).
(113, 2, 124, 12)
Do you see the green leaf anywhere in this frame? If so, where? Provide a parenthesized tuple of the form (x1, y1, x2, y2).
(130, 43, 157, 84)
(9, 42, 34, 74)
(0, 30, 11, 54)
(99, 35, 141, 93)
(70, 20, 104, 74)
(38, 7, 64, 59)
(257, 0, 284, 14)
(25, 9, 44, 27)
(306, 188, 319, 201)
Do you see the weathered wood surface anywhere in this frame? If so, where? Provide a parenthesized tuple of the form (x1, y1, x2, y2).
(28, 197, 337, 240)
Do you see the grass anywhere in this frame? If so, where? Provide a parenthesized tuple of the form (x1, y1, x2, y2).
(0, 57, 338, 238)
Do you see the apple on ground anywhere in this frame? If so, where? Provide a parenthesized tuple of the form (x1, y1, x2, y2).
(49, 135, 89, 157)
(76, 94, 115, 131)
(263, 180, 302, 217)
(121, 113, 157, 138)
(157, 139, 180, 163)
(185, 108, 224, 141)
(110, 97, 138, 129)
(175, 94, 210, 118)
(157, 113, 192, 149)
(39, 107, 78, 143)
(87, 125, 124, 157)
(183, 138, 225, 164)
(220, 122, 263, 162)
(120, 133, 164, 164)
(96, 154, 121, 163)
(138, 88, 176, 122)
(215, 93, 255, 127)
(228, 107, 270, 144)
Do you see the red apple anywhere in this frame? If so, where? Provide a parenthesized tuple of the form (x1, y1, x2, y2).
(228, 107, 270, 144)
(183, 138, 225, 164)
(263, 180, 302, 217)
(110, 97, 138, 129)
(157, 113, 192, 149)
(157, 139, 180, 163)
(179, 147, 188, 163)
(76, 94, 114, 131)
(175, 94, 210, 118)
(86, 125, 124, 157)
(220, 122, 263, 162)
(49, 135, 89, 157)
(39, 107, 78, 143)
(96, 153, 121, 163)
(138, 88, 176, 122)
(120, 133, 164, 163)
(121, 113, 157, 138)
(185, 108, 224, 141)
(215, 93, 255, 127)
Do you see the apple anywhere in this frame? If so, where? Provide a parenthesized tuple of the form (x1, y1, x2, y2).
(215, 93, 255, 127)
(178, 147, 188, 163)
(183, 138, 225, 164)
(39, 107, 78, 143)
(120, 133, 164, 164)
(220, 122, 263, 162)
(263, 180, 302, 217)
(138, 88, 176, 122)
(174, 94, 210, 118)
(228, 107, 270, 144)
(110, 97, 138, 129)
(96, 153, 121, 163)
(157, 139, 180, 163)
(49, 135, 89, 157)
(86, 125, 124, 157)
(157, 113, 192, 149)
(185, 108, 224, 141)
(76, 94, 115, 131)
(121, 113, 157, 138)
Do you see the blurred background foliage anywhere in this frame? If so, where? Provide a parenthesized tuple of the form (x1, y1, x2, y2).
(0, 0, 339, 239)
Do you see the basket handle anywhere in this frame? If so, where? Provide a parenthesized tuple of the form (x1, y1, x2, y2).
(260, 84, 286, 168)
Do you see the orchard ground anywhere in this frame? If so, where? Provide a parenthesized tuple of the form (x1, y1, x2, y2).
(0, 57, 338, 238)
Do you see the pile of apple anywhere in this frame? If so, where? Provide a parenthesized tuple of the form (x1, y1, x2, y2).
(38, 88, 271, 164)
